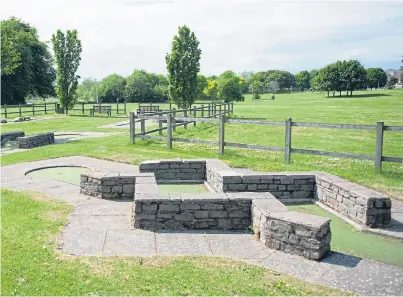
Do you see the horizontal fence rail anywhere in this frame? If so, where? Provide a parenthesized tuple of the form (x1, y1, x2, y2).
(1, 103, 57, 118)
(129, 104, 402, 173)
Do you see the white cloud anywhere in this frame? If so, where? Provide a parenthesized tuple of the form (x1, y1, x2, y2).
(1, 0, 402, 79)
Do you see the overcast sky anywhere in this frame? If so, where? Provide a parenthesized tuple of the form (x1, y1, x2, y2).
(2, 0, 403, 80)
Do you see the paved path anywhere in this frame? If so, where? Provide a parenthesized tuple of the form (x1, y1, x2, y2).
(1, 156, 403, 295)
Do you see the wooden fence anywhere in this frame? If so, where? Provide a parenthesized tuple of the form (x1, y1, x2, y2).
(129, 104, 402, 172)
(69, 101, 127, 115)
(1, 102, 57, 118)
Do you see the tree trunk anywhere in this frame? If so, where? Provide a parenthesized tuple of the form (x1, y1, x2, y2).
(339, 91, 341, 97)
(350, 90, 353, 96)
(327, 90, 329, 97)
(65, 108, 68, 115)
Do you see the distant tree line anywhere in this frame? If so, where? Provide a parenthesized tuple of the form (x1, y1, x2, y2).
(1, 17, 401, 108)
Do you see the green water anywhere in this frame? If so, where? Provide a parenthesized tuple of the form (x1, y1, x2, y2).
(157, 183, 209, 194)
(288, 203, 403, 267)
(27, 167, 88, 186)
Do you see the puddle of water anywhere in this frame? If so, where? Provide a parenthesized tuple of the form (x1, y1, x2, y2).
(27, 167, 89, 186)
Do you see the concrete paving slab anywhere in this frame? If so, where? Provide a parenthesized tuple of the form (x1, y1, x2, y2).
(205, 232, 275, 259)
(60, 227, 106, 256)
(74, 198, 133, 215)
(103, 229, 156, 256)
(155, 231, 213, 256)
(68, 214, 131, 230)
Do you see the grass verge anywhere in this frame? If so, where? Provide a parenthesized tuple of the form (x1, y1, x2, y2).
(1, 188, 346, 296)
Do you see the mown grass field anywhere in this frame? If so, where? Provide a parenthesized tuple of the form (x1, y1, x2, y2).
(2, 89, 402, 199)
(1, 189, 346, 296)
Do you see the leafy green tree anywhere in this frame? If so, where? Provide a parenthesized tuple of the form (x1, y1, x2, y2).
(249, 80, 264, 99)
(52, 29, 82, 113)
(99, 74, 126, 102)
(217, 70, 244, 102)
(203, 80, 219, 99)
(366, 68, 387, 90)
(196, 74, 208, 100)
(166, 25, 201, 109)
(76, 78, 98, 102)
(386, 76, 398, 89)
(341, 60, 366, 96)
(1, 17, 55, 104)
(239, 71, 254, 92)
(295, 70, 311, 90)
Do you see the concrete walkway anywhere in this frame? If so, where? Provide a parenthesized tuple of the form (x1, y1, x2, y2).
(1, 156, 403, 295)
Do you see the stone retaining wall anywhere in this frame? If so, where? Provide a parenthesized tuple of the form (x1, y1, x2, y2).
(315, 172, 391, 228)
(139, 159, 206, 181)
(1, 131, 25, 142)
(252, 199, 331, 260)
(80, 171, 140, 199)
(18, 132, 54, 149)
(134, 190, 282, 231)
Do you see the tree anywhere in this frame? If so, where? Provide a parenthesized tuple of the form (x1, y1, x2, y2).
(52, 29, 82, 113)
(196, 74, 208, 100)
(203, 80, 219, 99)
(76, 77, 98, 102)
(249, 80, 264, 99)
(366, 68, 387, 90)
(166, 25, 201, 109)
(99, 74, 126, 102)
(295, 70, 311, 90)
(239, 71, 254, 93)
(1, 17, 55, 105)
(217, 71, 244, 102)
(386, 76, 398, 89)
(341, 60, 366, 96)
(267, 81, 280, 94)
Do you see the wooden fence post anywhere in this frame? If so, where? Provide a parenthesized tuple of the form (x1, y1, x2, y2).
(219, 104, 222, 116)
(82, 102, 85, 114)
(4, 104, 7, 118)
(231, 102, 234, 114)
(44, 102, 47, 114)
(116, 101, 119, 114)
(19, 104, 22, 117)
(32, 104, 35, 115)
(158, 111, 163, 136)
(130, 112, 136, 144)
(201, 105, 204, 118)
(172, 109, 176, 132)
(375, 121, 384, 172)
(169, 102, 172, 110)
(124, 100, 127, 114)
(167, 113, 173, 149)
(54, 103, 57, 114)
(208, 104, 211, 117)
(193, 106, 196, 126)
(219, 114, 225, 155)
(184, 110, 188, 129)
(284, 118, 292, 163)
(141, 118, 145, 135)
(223, 103, 226, 115)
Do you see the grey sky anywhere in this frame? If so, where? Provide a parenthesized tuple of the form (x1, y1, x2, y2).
(2, 0, 403, 80)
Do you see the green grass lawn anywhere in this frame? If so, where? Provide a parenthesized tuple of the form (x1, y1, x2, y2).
(288, 203, 403, 267)
(26, 167, 89, 186)
(0, 189, 346, 296)
(1, 90, 402, 199)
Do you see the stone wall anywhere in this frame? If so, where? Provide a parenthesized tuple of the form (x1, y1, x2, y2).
(18, 132, 54, 149)
(252, 199, 331, 260)
(80, 171, 139, 199)
(315, 172, 391, 228)
(1, 131, 24, 142)
(139, 159, 206, 182)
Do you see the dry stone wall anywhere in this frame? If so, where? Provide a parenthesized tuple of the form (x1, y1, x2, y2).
(139, 159, 206, 181)
(252, 198, 331, 260)
(80, 171, 140, 199)
(315, 172, 391, 228)
(18, 132, 54, 149)
(1, 131, 24, 142)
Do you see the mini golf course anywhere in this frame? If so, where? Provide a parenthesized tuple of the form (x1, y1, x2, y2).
(27, 167, 89, 186)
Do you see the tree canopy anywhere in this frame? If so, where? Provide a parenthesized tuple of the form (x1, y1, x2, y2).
(52, 29, 82, 112)
(1, 17, 55, 104)
(98, 74, 126, 102)
(217, 70, 244, 102)
(166, 25, 201, 109)
(295, 71, 311, 90)
(366, 68, 387, 90)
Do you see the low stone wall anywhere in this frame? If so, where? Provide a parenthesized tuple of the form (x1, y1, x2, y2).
(18, 132, 54, 149)
(80, 171, 139, 199)
(252, 199, 331, 260)
(315, 172, 391, 228)
(1, 131, 24, 142)
(139, 159, 206, 182)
